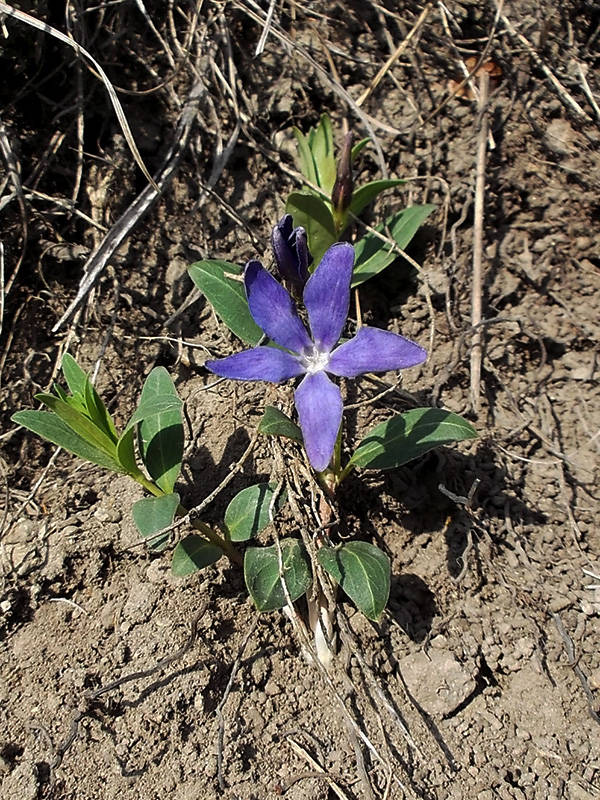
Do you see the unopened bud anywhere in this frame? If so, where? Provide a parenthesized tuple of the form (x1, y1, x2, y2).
(271, 214, 312, 287)
(331, 132, 354, 220)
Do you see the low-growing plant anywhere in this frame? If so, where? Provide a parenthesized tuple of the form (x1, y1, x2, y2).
(286, 113, 436, 284)
(196, 239, 476, 630)
(13, 115, 476, 663)
(11, 356, 287, 581)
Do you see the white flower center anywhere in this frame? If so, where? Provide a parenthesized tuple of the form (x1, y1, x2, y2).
(300, 345, 330, 375)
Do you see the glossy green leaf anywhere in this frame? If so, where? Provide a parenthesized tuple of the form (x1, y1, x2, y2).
(188, 260, 262, 345)
(351, 204, 436, 287)
(349, 408, 477, 471)
(351, 137, 370, 161)
(349, 178, 405, 218)
(293, 127, 318, 185)
(308, 114, 336, 194)
(258, 406, 303, 442)
(115, 426, 139, 475)
(11, 410, 123, 472)
(138, 368, 183, 493)
(318, 541, 390, 620)
(172, 535, 223, 576)
(34, 393, 118, 456)
(224, 483, 287, 542)
(124, 395, 183, 433)
(54, 384, 70, 402)
(61, 353, 87, 396)
(286, 192, 337, 269)
(244, 539, 312, 612)
(132, 492, 180, 552)
(83, 377, 118, 443)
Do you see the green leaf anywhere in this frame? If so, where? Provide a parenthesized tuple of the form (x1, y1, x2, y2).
(55, 384, 87, 415)
(54, 384, 70, 402)
(244, 539, 312, 612)
(83, 378, 118, 443)
(258, 406, 303, 442)
(188, 260, 263, 345)
(132, 492, 180, 552)
(34, 393, 118, 457)
(61, 353, 87, 396)
(172, 535, 223, 576)
(286, 192, 337, 269)
(352, 204, 436, 287)
(115, 426, 139, 475)
(349, 179, 405, 218)
(309, 114, 336, 194)
(351, 137, 370, 162)
(318, 541, 390, 620)
(138, 368, 183, 493)
(11, 410, 123, 472)
(224, 483, 287, 542)
(124, 395, 183, 433)
(293, 127, 318, 185)
(349, 408, 477, 471)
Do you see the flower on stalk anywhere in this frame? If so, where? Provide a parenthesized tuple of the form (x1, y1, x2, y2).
(206, 243, 426, 472)
(271, 214, 312, 288)
(331, 131, 354, 220)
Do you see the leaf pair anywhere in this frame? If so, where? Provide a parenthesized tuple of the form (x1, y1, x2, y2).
(258, 405, 477, 474)
(243, 536, 390, 621)
(12, 356, 184, 492)
(132, 483, 286, 576)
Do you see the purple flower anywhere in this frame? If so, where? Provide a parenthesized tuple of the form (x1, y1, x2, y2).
(206, 242, 426, 472)
(271, 214, 312, 287)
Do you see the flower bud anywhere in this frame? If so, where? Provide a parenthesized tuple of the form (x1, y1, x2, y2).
(331, 132, 354, 223)
(271, 214, 312, 287)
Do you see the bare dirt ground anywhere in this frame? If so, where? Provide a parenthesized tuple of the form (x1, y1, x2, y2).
(1, 2, 599, 798)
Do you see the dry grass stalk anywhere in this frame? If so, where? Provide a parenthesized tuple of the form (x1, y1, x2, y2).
(52, 79, 205, 331)
(0, 1, 159, 190)
(470, 69, 490, 414)
(356, 3, 432, 108)
(496, 4, 591, 120)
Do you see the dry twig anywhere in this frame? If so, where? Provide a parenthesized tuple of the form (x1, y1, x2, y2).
(52, 79, 205, 331)
(216, 616, 259, 790)
(0, 1, 158, 189)
(496, 5, 591, 120)
(470, 69, 490, 414)
(356, 4, 432, 108)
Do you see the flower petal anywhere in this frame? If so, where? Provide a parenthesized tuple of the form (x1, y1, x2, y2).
(327, 326, 426, 377)
(245, 260, 312, 353)
(303, 242, 354, 352)
(294, 371, 343, 472)
(206, 346, 304, 382)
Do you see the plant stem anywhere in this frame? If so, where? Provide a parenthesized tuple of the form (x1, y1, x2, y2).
(133, 472, 165, 497)
(132, 473, 243, 566)
(190, 516, 243, 566)
(337, 460, 354, 483)
(332, 425, 342, 475)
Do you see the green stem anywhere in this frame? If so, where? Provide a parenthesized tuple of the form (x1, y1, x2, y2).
(131, 472, 243, 566)
(337, 460, 355, 484)
(133, 472, 165, 497)
(189, 514, 243, 567)
(317, 427, 345, 496)
(332, 425, 342, 475)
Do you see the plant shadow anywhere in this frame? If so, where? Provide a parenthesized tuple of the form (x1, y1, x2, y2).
(339, 438, 547, 582)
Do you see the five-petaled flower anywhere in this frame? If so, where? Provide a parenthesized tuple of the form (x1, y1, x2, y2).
(206, 242, 426, 472)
